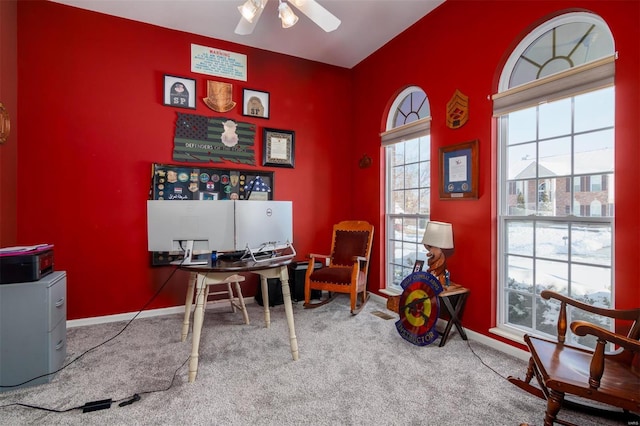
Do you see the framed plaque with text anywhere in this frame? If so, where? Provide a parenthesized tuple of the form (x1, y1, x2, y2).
(439, 139, 478, 200)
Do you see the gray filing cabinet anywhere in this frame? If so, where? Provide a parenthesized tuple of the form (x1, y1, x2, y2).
(0, 271, 67, 391)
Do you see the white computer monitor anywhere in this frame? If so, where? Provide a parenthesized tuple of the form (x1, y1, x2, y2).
(234, 200, 293, 254)
(146, 200, 235, 265)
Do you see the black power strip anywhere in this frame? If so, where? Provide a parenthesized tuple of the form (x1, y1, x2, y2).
(81, 399, 112, 413)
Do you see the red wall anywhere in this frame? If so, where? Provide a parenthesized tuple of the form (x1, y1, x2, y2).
(16, 1, 353, 319)
(0, 0, 18, 247)
(352, 0, 640, 344)
(13, 0, 639, 345)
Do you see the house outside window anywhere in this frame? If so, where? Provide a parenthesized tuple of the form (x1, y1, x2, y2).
(381, 87, 431, 293)
(493, 12, 616, 348)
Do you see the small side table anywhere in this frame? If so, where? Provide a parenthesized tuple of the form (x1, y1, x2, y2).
(437, 284, 470, 347)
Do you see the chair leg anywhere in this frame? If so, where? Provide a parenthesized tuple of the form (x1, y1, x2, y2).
(350, 290, 369, 315)
(225, 282, 236, 313)
(544, 389, 565, 426)
(233, 280, 250, 325)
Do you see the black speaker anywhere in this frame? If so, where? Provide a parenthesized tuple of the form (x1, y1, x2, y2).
(254, 261, 323, 306)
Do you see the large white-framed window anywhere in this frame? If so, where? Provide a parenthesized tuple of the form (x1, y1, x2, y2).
(493, 12, 616, 348)
(381, 87, 431, 294)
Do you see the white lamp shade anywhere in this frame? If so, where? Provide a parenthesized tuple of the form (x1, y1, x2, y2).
(421, 221, 454, 249)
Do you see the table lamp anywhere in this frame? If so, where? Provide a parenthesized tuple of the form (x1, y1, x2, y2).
(421, 221, 454, 287)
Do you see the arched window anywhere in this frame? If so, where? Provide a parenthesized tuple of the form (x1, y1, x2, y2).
(493, 12, 615, 346)
(381, 87, 431, 292)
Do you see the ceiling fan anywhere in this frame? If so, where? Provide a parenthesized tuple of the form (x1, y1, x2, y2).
(235, 0, 341, 35)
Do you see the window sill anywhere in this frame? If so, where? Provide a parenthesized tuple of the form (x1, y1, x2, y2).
(489, 325, 527, 346)
(380, 288, 401, 297)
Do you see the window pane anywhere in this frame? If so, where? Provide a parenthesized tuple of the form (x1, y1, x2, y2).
(536, 296, 560, 335)
(405, 138, 419, 164)
(419, 161, 430, 187)
(405, 163, 419, 189)
(390, 144, 404, 167)
(570, 264, 611, 306)
(571, 223, 612, 266)
(539, 98, 571, 139)
(575, 87, 614, 133)
(507, 143, 536, 180)
(507, 108, 537, 144)
(507, 255, 533, 290)
(392, 165, 404, 190)
(538, 178, 571, 216)
(404, 189, 420, 216)
(535, 259, 568, 293)
(419, 136, 431, 162)
(419, 188, 431, 215)
(535, 222, 568, 261)
(507, 291, 533, 328)
(538, 137, 571, 178)
(574, 129, 614, 174)
(506, 178, 537, 215)
(391, 190, 404, 214)
(506, 221, 533, 256)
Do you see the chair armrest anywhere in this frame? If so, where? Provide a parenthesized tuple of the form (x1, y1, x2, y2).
(541, 290, 640, 321)
(571, 320, 640, 352)
(308, 253, 330, 260)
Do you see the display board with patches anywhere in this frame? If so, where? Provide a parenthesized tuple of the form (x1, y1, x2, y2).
(173, 113, 256, 165)
(395, 271, 444, 346)
(149, 162, 274, 265)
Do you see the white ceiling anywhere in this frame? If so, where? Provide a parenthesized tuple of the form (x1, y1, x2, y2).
(50, 0, 445, 68)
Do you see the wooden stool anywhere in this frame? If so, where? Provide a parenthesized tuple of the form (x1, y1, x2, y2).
(181, 272, 250, 342)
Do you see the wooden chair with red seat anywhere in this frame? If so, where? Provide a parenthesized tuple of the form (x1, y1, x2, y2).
(303, 220, 374, 315)
(508, 290, 640, 426)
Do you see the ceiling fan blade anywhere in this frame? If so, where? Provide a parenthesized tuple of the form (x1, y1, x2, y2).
(289, 0, 341, 32)
(234, 0, 268, 35)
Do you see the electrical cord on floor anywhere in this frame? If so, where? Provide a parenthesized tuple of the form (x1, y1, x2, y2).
(0, 258, 190, 414)
(464, 339, 511, 381)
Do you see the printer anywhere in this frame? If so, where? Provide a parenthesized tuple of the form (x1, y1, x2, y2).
(0, 244, 54, 284)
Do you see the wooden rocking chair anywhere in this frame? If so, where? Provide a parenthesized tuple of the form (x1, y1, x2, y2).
(508, 290, 640, 426)
(303, 220, 374, 315)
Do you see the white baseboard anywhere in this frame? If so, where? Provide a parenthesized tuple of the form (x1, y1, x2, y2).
(67, 293, 529, 361)
(66, 297, 256, 328)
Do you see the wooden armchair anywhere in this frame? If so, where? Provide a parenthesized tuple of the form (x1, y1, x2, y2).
(303, 220, 374, 315)
(508, 290, 640, 426)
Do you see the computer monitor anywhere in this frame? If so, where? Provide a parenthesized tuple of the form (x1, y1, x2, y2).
(146, 200, 235, 265)
(234, 200, 293, 254)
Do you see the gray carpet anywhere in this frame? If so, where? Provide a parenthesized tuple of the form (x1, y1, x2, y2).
(0, 296, 627, 425)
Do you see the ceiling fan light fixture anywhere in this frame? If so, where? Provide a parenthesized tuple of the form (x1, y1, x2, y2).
(238, 0, 264, 23)
(278, 1, 299, 28)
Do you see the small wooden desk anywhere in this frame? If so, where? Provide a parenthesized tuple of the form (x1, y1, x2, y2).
(437, 284, 470, 347)
(181, 258, 298, 382)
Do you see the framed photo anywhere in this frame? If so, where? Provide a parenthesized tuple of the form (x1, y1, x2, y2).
(242, 88, 270, 119)
(413, 260, 425, 273)
(163, 75, 196, 109)
(263, 128, 295, 168)
(439, 139, 479, 200)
